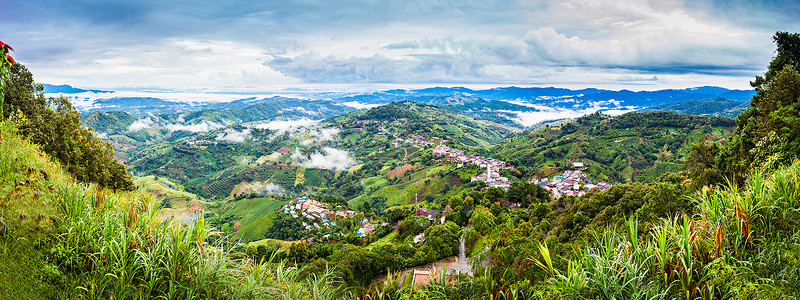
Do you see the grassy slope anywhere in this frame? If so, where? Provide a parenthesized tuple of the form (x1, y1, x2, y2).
(227, 197, 288, 241)
(0, 121, 72, 298)
(0, 120, 349, 298)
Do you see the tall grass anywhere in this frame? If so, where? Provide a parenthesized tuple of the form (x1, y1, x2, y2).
(528, 160, 800, 299)
(0, 120, 351, 299)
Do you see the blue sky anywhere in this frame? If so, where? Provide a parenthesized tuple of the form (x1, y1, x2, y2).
(2, 0, 799, 92)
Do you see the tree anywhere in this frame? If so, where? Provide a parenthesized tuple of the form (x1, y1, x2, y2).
(485, 186, 505, 201)
(684, 134, 724, 189)
(288, 241, 311, 262)
(264, 213, 304, 240)
(470, 207, 496, 234)
(2, 64, 135, 190)
(713, 32, 800, 182)
(329, 244, 375, 286)
(423, 223, 459, 258)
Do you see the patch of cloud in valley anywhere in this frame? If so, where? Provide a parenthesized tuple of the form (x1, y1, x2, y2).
(503, 102, 637, 127)
(126, 116, 227, 133)
(165, 121, 225, 132)
(291, 147, 357, 171)
(215, 128, 252, 143)
(127, 117, 157, 132)
(247, 182, 287, 197)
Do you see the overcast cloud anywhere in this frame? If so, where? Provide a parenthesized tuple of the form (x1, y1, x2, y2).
(3, 0, 799, 91)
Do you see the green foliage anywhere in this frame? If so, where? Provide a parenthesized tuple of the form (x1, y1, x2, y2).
(421, 222, 459, 258)
(397, 215, 430, 238)
(712, 31, 800, 184)
(470, 207, 496, 235)
(494, 111, 735, 183)
(684, 134, 725, 189)
(2, 64, 135, 191)
(0, 40, 14, 114)
(263, 212, 305, 241)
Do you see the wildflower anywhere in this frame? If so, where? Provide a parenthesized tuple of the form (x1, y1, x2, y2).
(0, 40, 12, 52)
(6, 55, 14, 65)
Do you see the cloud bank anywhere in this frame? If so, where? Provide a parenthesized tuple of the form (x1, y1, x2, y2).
(248, 182, 287, 197)
(165, 121, 225, 132)
(125, 116, 227, 133)
(127, 117, 156, 132)
(215, 128, 252, 143)
(291, 147, 357, 171)
(504, 103, 637, 127)
(6, 0, 795, 91)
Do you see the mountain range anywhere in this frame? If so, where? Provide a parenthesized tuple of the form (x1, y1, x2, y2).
(56, 84, 755, 128)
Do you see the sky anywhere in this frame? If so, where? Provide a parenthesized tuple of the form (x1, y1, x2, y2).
(2, 0, 800, 93)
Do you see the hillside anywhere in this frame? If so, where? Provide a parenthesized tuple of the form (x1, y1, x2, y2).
(328, 101, 519, 148)
(640, 97, 750, 118)
(492, 111, 736, 183)
(0, 119, 353, 299)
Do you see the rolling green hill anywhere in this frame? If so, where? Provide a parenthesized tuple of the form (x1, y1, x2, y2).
(640, 97, 750, 118)
(328, 101, 519, 149)
(492, 111, 736, 183)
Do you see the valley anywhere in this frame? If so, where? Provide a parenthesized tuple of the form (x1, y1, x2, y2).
(74, 87, 743, 286)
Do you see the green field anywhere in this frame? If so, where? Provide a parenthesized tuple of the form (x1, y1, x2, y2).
(222, 198, 289, 241)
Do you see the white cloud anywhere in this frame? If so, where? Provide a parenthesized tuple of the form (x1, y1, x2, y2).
(165, 121, 225, 132)
(341, 101, 382, 109)
(11, 0, 789, 92)
(310, 127, 340, 143)
(215, 128, 252, 143)
(127, 117, 156, 132)
(255, 118, 319, 132)
(290, 149, 305, 162)
(126, 116, 229, 133)
(291, 147, 357, 171)
(504, 103, 638, 127)
(249, 182, 287, 196)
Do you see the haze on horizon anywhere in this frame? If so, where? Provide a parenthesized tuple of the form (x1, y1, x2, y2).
(3, 0, 800, 94)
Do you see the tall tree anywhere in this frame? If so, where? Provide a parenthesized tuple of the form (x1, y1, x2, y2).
(2, 64, 135, 191)
(712, 32, 800, 183)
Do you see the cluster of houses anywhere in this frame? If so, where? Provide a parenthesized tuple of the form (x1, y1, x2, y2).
(393, 134, 438, 148)
(529, 164, 612, 198)
(282, 197, 356, 230)
(281, 196, 381, 238)
(351, 119, 388, 125)
(470, 164, 514, 189)
(357, 218, 375, 237)
(433, 145, 515, 189)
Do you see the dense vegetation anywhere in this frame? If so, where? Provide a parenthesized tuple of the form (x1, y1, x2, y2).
(2, 32, 800, 299)
(3, 64, 134, 190)
(640, 97, 750, 118)
(701, 32, 800, 186)
(493, 111, 735, 183)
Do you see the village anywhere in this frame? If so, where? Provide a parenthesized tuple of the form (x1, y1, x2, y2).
(529, 163, 613, 198)
(281, 197, 381, 238)
(433, 144, 515, 189)
(433, 144, 612, 198)
(281, 197, 353, 230)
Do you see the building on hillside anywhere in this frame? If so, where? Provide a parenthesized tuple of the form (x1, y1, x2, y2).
(357, 221, 375, 237)
(414, 208, 440, 221)
(413, 233, 425, 244)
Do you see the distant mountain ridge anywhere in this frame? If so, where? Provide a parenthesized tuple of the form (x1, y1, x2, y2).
(640, 97, 750, 118)
(42, 84, 111, 94)
(58, 83, 757, 127)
